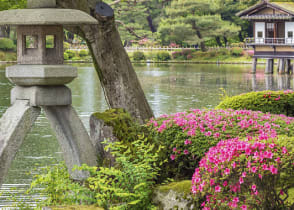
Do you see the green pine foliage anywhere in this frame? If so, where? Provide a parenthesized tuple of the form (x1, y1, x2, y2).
(157, 0, 241, 49)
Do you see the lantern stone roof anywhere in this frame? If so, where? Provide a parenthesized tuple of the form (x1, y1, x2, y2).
(237, 1, 294, 19)
(0, 9, 97, 26)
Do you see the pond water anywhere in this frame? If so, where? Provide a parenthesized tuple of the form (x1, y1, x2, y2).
(0, 63, 293, 207)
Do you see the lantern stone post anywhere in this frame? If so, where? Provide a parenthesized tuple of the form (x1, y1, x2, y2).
(0, 0, 98, 187)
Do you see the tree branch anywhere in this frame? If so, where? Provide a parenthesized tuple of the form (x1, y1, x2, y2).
(115, 20, 146, 39)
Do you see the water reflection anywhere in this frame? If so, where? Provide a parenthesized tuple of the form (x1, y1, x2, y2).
(251, 73, 292, 91)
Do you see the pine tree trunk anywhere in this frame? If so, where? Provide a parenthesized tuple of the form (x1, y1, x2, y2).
(216, 36, 222, 47)
(57, 0, 154, 123)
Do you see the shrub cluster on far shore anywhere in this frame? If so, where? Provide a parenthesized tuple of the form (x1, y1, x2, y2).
(129, 47, 253, 62)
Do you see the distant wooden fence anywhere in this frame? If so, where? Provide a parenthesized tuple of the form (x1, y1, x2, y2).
(124, 46, 249, 52)
(68, 46, 250, 52)
(124, 46, 199, 52)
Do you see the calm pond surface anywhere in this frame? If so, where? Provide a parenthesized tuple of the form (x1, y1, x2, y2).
(0, 63, 293, 207)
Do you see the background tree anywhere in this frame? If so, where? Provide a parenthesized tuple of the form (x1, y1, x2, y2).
(158, 0, 240, 50)
(105, 0, 170, 45)
(0, 0, 26, 38)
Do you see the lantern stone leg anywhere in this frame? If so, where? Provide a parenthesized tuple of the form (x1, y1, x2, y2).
(43, 105, 97, 180)
(0, 100, 40, 186)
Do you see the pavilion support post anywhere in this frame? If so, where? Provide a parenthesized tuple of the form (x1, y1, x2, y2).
(252, 74, 257, 91)
(278, 58, 286, 74)
(265, 58, 274, 74)
(251, 58, 257, 74)
(285, 59, 291, 74)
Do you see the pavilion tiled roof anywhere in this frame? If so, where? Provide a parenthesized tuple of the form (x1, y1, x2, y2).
(241, 14, 292, 20)
(237, 1, 294, 18)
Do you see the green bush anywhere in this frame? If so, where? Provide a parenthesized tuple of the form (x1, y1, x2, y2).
(65, 50, 76, 59)
(156, 51, 171, 61)
(0, 38, 15, 51)
(79, 50, 89, 57)
(216, 90, 294, 116)
(230, 47, 243, 57)
(218, 48, 229, 55)
(133, 51, 146, 61)
(29, 135, 161, 209)
(63, 52, 69, 60)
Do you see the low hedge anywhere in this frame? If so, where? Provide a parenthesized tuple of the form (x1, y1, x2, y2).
(216, 90, 294, 116)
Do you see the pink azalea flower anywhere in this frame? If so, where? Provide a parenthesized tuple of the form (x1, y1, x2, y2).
(184, 139, 192, 145)
(251, 166, 257, 173)
(170, 154, 176, 160)
(232, 197, 239, 203)
(269, 165, 278, 174)
(183, 150, 189, 155)
(282, 147, 288, 154)
(224, 168, 230, 175)
(241, 205, 247, 210)
(215, 185, 221, 192)
(251, 184, 257, 191)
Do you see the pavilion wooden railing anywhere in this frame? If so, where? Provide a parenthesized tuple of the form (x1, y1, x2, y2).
(245, 37, 294, 46)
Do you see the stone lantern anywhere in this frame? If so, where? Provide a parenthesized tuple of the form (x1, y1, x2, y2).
(0, 0, 98, 186)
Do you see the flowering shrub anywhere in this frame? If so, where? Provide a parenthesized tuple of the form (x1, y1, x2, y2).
(169, 42, 180, 48)
(148, 109, 294, 180)
(191, 136, 294, 209)
(217, 90, 294, 116)
(171, 51, 183, 59)
(230, 47, 243, 57)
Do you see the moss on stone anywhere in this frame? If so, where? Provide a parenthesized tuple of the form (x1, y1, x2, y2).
(92, 108, 140, 143)
(50, 206, 103, 210)
(158, 180, 192, 195)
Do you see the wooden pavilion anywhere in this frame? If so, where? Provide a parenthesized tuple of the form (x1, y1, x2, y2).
(237, 0, 294, 74)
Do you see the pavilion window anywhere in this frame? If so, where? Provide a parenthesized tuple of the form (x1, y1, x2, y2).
(25, 35, 38, 49)
(266, 23, 275, 38)
(46, 35, 55, 49)
(257, 31, 263, 38)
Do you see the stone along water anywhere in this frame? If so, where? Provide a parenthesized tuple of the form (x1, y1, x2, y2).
(0, 63, 293, 207)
